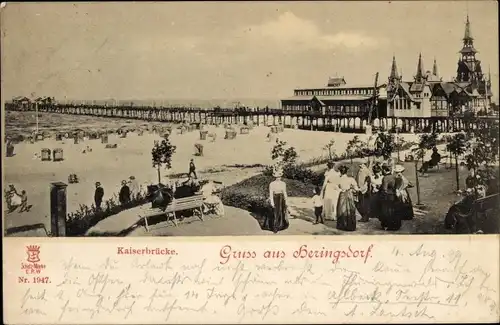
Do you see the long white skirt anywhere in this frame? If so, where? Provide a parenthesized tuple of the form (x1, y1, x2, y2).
(323, 186, 340, 221)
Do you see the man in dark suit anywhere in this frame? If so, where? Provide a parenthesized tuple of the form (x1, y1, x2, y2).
(94, 182, 104, 210)
(119, 180, 131, 205)
(188, 159, 197, 179)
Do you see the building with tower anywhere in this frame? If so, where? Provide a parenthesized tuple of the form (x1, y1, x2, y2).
(281, 15, 493, 119)
(387, 15, 493, 118)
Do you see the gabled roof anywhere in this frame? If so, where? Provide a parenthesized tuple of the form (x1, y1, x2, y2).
(12, 96, 31, 102)
(409, 83, 425, 92)
(389, 82, 415, 102)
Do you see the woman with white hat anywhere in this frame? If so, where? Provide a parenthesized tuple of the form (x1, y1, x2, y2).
(265, 165, 289, 233)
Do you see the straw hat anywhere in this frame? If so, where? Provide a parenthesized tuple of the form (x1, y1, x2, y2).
(129, 176, 135, 180)
(394, 165, 405, 173)
(272, 165, 283, 178)
(95, 182, 101, 186)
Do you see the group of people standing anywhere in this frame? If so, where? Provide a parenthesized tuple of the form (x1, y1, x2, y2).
(317, 158, 414, 231)
(265, 157, 415, 234)
(94, 176, 140, 209)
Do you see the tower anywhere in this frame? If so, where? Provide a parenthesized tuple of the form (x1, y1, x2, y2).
(456, 15, 483, 84)
(415, 53, 425, 83)
(388, 55, 400, 91)
(432, 58, 439, 78)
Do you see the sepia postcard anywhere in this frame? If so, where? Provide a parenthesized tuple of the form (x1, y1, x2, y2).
(2, 1, 499, 324)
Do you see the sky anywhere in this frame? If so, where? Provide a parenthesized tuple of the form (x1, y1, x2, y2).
(1, 1, 498, 102)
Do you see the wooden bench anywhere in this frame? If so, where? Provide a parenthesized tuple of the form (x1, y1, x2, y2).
(141, 194, 204, 232)
(471, 193, 499, 233)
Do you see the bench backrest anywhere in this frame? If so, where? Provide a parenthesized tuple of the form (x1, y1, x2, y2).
(473, 193, 499, 212)
(165, 194, 204, 213)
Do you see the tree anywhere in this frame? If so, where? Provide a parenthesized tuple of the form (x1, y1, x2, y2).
(464, 120, 499, 191)
(409, 143, 425, 206)
(271, 140, 297, 167)
(346, 135, 362, 167)
(446, 133, 470, 191)
(323, 139, 337, 160)
(408, 133, 438, 207)
(417, 132, 438, 170)
(152, 136, 177, 184)
(374, 132, 396, 160)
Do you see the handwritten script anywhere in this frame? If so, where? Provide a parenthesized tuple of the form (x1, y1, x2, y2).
(5, 239, 499, 324)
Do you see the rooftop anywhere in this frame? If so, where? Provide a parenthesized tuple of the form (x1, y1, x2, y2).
(282, 95, 373, 102)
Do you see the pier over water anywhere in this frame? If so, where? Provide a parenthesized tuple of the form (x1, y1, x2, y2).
(5, 102, 497, 134)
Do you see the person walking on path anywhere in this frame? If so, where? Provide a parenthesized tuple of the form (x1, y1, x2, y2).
(94, 182, 104, 210)
(188, 159, 198, 179)
(119, 180, 131, 206)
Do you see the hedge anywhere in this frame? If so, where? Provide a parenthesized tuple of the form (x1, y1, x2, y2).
(66, 191, 148, 236)
(220, 174, 315, 223)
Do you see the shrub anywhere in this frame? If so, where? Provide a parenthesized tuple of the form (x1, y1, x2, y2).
(66, 188, 148, 236)
(263, 164, 324, 186)
(220, 174, 315, 222)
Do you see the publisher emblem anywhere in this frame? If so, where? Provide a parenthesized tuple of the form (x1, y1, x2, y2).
(26, 245, 41, 263)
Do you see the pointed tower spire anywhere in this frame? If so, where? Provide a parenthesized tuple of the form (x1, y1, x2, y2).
(415, 53, 424, 81)
(464, 14, 473, 40)
(432, 58, 439, 77)
(390, 55, 399, 80)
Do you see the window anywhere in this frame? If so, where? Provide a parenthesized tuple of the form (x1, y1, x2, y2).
(416, 103, 421, 109)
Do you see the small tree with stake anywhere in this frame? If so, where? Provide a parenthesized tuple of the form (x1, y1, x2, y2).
(374, 132, 396, 160)
(394, 134, 406, 163)
(408, 133, 437, 207)
(346, 135, 362, 167)
(152, 136, 177, 184)
(446, 132, 470, 192)
(323, 139, 337, 161)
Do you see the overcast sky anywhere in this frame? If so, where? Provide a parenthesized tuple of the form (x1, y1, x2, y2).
(1, 1, 498, 101)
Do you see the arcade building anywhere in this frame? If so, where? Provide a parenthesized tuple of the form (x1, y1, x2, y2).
(281, 15, 493, 119)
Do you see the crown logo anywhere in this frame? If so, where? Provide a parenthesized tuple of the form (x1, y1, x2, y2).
(27, 245, 40, 252)
(26, 245, 41, 263)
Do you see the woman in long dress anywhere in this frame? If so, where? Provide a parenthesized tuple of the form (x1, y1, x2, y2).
(368, 163, 383, 219)
(201, 181, 224, 216)
(336, 165, 360, 231)
(379, 164, 401, 230)
(393, 165, 414, 221)
(356, 161, 372, 222)
(265, 167, 289, 233)
(321, 161, 341, 221)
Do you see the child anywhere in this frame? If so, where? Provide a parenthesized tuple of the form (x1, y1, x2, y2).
(312, 186, 324, 224)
